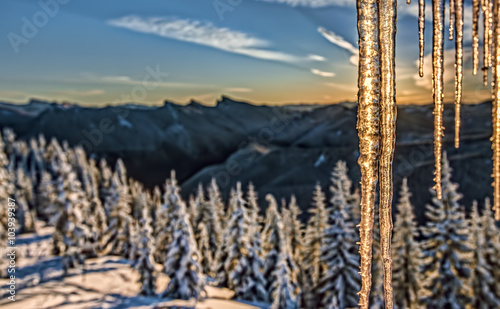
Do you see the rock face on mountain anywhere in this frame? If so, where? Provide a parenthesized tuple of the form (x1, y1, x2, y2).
(0, 97, 493, 223)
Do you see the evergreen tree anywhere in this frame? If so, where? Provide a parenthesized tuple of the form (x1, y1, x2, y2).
(481, 198, 500, 303)
(262, 194, 298, 303)
(331, 161, 360, 223)
(133, 208, 157, 296)
(86, 161, 107, 246)
(392, 178, 422, 309)
(155, 171, 186, 265)
(197, 222, 213, 277)
(193, 182, 222, 265)
(36, 171, 56, 221)
(100, 174, 134, 257)
(370, 202, 385, 309)
(98, 159, 113, 207)
(215, 182, 249, 288)
(150, 186, 162, 237)
(130, 180, 146, 220)
(420, 153, 472, 308)
(160, 203, 205, 301)
(246, 182, 263, 224)
(47, 157, 92, 272)
(233, 225, 267, 302)
(14, 167, 36, 233)
(317, 175, 360, 309)
(283, 195, 303, 266)
(270, 253, 299, 309)
(208, 178, 226, 227)
(301, 184, 328, 308)
(114, 158, 128, 188)
(469, 201, 500, 308)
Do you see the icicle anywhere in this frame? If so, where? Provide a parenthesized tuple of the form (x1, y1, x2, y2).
(449, 0, 455, 40)
(482, 0, 491, 85)
(473, 0, 480, 75)
(486, 0, 494, 85)
(492, 0, 500, 220)
(356, 0, 380, 306)
(419, 0, 426, 77)
(377, 0, 396, 306)
(454, 0, 464, 148)
(432, 0, 445, 200)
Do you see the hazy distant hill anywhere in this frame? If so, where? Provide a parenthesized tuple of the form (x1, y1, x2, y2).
(0, 97, 493, 223)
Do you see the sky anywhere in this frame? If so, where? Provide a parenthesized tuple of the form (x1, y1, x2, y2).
(0, 0, 492, 106)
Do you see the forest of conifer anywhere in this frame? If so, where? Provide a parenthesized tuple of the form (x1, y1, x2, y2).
(0, 128, 499, 309)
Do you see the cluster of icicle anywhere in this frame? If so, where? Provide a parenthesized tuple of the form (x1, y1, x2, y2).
(414, 0, 500, 221)
(355, 0, 500, 307)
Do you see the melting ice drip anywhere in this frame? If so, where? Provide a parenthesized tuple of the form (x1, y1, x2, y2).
(355, 0, 500, 307)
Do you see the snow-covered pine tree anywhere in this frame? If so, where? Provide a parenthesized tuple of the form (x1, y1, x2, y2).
(219, 182, 268, 302)
(370, 201, 385, 309)
(86, 159, 107, 245)
(100, 174, 135, 257)
(270, 252, 299, 309)
(300, 184, 328, 309)
(130, 180, 146, 221)
(150, 186, 162, 236)
(247, 182, 263, 224)
(481, 198, 500, 303)
(189, 184, 204, 237)
(36, 171, 56, 221)
(192, 182, 222, 267)
(420, 153, 472, 308)
(161, 201, 205, 301)
(469, 200, 500, 308)
(98, 159, 113, 207)
(14, 167, 36, 233)
(317, 175, 360, 309)
(208, 178, 226, 228)
(262, 194, 298, 303)
(197, 222, 213, 277)
(331, 160, 360, 224)
(114, 158, 128, 188)
(233, 223, 267, 302)
(215, 182, 249, 288)
(392, 178, 422, 309)
(48, 157, 92, 272)
(155, 171, 187, 265)
(133, 207, 157, 296)
(283, 195, 303, 267)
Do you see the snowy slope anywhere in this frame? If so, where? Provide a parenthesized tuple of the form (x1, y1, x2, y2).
(0, 227, 266, 309)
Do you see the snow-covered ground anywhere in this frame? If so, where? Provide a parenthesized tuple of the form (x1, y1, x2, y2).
(0, 227, 266, 309)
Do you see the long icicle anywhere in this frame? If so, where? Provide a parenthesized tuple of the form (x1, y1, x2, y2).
(454, 0, 464, 148)
(492, 0, 500, 220)
(482, 0, 491, 85)
(356, 0, 380, 306)
(419, 0, 426, 77)
(377, 0, 396, 306)
(432, 0, 445, 200)
(449, 0, 455, 40)
(473, 0, 480, 75)
(487, 0, 494, 84)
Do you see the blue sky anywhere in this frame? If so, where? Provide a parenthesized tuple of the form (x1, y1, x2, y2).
(0, 0, 490, 106)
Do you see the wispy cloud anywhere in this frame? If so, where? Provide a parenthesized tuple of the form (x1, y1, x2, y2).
(311, 69, 335, 77)
(318, 27, 358, 65)
(108, 16, 298, 63)
(258, 0, 351, 8)
(225, 87, 253, 92)
(58, 89, 104, 96)
(307, 54, 326, 61)
(87, 74, 214, 89)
